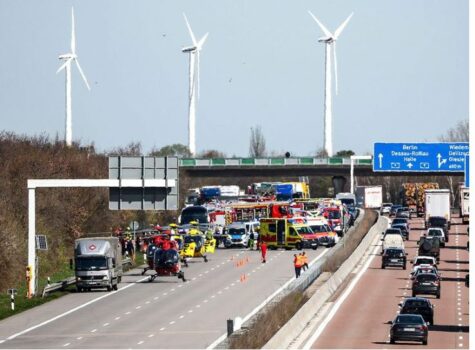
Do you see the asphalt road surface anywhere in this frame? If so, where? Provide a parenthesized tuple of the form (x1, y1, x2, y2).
(0, 246, 328, 349)
(308, 214, 469, 349)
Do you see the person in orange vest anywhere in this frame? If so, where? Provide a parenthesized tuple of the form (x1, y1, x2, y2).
(293, 254, 303, 278)
(300, 252, 309, 271)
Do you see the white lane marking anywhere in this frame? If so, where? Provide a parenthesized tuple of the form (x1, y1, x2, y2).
(301, 236, 382, 349)
(179, 315, 185, 319)
(225, 286, 229, 290)
(115, 317, 121, 321)
(163, 292, 168, 296)
(459, 336, 464, 340)
(4, 275, 149, 343)
(252, 270, 256, 273)
(103, 323, 109, 327)
(145, 301, 150, 304)
(459, 318, 463, 321)
(205, 271, 209, 274)
(211, 268, 215, 271)
(154, 296, 159, 300)
(458, 302, 461, 306)
(196, 305, 201, 308)
(459, 344, 464, 347)
(458, 312, 462, 316)
(170, 288, 175, 292)
(199, 274, 203, 277)
(148, 334, 154, 338)
(204, 300, 209, 303)
(160, 327, 166, 331)
(458, 324, 463, 327)
(0, 341, 5, 344)
(178, 284, 183, 288)
(76, 337, 83, 340)
(211, 295, 216, 298)
(91, 329, 97, 333)
(192, 277, 197, 281)
(63, 343, 70, 347)
(137, 340, 144, 345)
(231, 283, 235, 286)
(207, 248, 330, 350)
(136, 306, 142, 309)
(188, 310, 193, 313)
(169, 321, 175, 325)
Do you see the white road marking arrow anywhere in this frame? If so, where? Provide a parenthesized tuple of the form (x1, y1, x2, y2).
(437, 153, 447, 168)
(378, 153, 383, 168)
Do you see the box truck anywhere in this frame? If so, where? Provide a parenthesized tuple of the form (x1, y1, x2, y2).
(424, 189, 451, 227)
(74, 237, 123, 292)
(460, 186, 469, 224)
(355, 186, 383, 209)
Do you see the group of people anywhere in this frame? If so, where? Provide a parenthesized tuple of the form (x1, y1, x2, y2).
(293, 252, 309, 278)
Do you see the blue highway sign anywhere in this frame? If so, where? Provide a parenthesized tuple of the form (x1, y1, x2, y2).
(373, 142, 469, 172)
(465, 155, 470, 187)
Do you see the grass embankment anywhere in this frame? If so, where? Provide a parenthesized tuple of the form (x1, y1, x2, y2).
(228, 210, 378, 349)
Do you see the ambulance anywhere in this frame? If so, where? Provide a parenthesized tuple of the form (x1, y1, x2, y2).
(258, 218, 318, 250)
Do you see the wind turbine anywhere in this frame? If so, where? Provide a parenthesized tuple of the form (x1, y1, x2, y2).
(182, 13, 208, 157)
(57, 7, 90, 147)
(308, 11, 353, 157)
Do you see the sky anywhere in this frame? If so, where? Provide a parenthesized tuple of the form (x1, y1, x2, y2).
(0, 0, 469, 157)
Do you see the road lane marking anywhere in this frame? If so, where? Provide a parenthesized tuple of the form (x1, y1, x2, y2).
(204, 300, 209, 303)
(103, 323, 109, 327)
(63, 343, 70, 347)
(188, 310, 193, 313)
(137, 340, 144, 345)
(207, 248, 330, 349)
(148, 334, 154, 338)
(196, 305, 201, 308)
(145, 301, 150, 304)
(76, 337, 82, 340)
(163, 292, 168, 296)
(154, 296, 159, 300)
(211, 295, 216, 298)
(301, 234, 381, 349)
(91, 329, 97, 333)
(115, 316, 121, 320)
(0, 341, 5, 344)
(160, 327, 166, 331)
(169, 321, 175, 325)
(178, 284, 183, 288)
(136, 306, 142, 309)
(459, 336, 463, 340)
(179, 315, 185, 319)
(170, 288, 175, 292)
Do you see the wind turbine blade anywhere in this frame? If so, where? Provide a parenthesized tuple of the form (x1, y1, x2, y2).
(71, 7, 76, 54)
(56, 59, 70, 74)
(197, 32, 209, 49)
(308, 11, 332, 37)
(334, 12, 353, 39)
(183, 13, 197, 45)
(333, 42, 338, 95)
(75, 59, 91, 90)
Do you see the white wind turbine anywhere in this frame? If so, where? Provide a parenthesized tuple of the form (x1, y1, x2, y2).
(57, 7, 90, 147)
(182, 13, 208, 157)
(308, 11, 353, 157)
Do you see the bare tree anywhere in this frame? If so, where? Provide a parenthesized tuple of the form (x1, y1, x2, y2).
(438, 119, 469, 142)
(249, 125, 266, 157)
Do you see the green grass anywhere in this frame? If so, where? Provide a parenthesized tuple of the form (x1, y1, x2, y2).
(0, 261, 74, 321)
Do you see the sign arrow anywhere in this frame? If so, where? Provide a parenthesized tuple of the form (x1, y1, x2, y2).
(407, 163, 413, 169)
(437, 153, 447, 169)
(378, 153, 383, 168)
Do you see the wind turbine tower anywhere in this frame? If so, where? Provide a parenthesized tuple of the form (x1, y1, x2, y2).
(182, 13, 208, 157)
(308, 11, 353, 157)
(57, 7, 90, 147)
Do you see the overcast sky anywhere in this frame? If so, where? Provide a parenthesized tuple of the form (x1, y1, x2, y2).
(0, 0, 468, 157)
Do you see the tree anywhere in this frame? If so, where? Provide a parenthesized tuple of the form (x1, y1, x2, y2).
(314, 147, 328, 158)
(108, 142, 142, 156)
(249, 125, 266, 157)
(438, 119, 469, 142)
(149, 143, 192, 158)
(198, 149, 226, 158)
(334, 150, 355, 157)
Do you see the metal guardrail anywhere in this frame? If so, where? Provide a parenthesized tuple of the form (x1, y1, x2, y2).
(41, 257, 133, 297)
(179, 157, 373, 167)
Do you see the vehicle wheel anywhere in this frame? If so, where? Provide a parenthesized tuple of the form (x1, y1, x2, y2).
(381, 264, 385, 269)
(204, 256, 208, 263)
(389, 337, 395, 344)
(112, 283, 118, 291)
(107, 285, 112, 292)
(148, 276, 153, 282)
(312, 246, 318, 250)
(412, 292, 416, 297)
(76, 286, 83, 293)
(403, 264, 407, 270)
(296, 242, 302, 250)
(436, 292, 440, 299)
(429, 317, 434, 326)
(422, 339, 427, 345)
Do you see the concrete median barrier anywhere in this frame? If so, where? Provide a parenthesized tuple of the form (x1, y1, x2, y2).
(263, 212, 388, 349)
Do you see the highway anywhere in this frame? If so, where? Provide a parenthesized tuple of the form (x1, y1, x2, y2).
(0, 247, 328, 349)
(306, 215, 469, 349)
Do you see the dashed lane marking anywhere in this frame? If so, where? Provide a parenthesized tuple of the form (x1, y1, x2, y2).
(145, 301, 150, 304)
(76, 337, 82, 340)
(148, 334, 154, 338)
(188, 310, 193, 313)
(137, 341, 144, 345)
(154, 296, 159, 300)
(125, 311, 131, 315)
(169, 321, 175, 325)
(103, 323, 109, 327)
(136, 306, 142, 309)
(179, 315, 185, 319)
(160, 327, 166, 331)
(90, 329, 97, 333)
(63, 343, 70, 347)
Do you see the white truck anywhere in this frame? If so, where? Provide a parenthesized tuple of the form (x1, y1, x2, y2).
(355, 186, 383, 209)
(74, 237, 123, 292)
(336, 192, 356, 207)
(460, 186, 469, 224)
(424, 189, 451, 226)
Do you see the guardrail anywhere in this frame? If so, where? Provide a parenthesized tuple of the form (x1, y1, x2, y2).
(180, 157, 373, 167)
(41, 257, 132, 297)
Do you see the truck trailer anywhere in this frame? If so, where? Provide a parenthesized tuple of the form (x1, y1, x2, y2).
(424, 189, 451, 227)
(355, 186, 383, 209)
(460, 186, 469, 224)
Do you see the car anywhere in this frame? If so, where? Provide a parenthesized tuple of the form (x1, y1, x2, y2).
(427, 216, 449, 242)
(381, 248, 407, 269)
(399, 297, 435, 325)
(396, 207, 411, 219)
(426, 228, 446, 247)
(380, 203, 393, 215)
(390, 205, 403, 217)
(412, 273, 441, 298)
(381, 228, 404, 253)
(391, 223, 409, 240)
(417, 236, 440, 262)
(412, 256, 437, 267)
(391, 217, 410, 230)
(411, 265, 440, 280)
(389, 314, 428, 345)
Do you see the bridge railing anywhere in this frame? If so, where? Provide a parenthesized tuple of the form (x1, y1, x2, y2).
(180, 157, 373, 167)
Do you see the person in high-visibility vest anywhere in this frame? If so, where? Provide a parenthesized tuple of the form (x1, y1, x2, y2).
(260, 241, 267, 263)
(300, 252, 309, 271)
(293, 254, 303, 278)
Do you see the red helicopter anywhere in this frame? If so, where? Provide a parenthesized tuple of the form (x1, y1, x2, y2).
(147, 237, 186, 282)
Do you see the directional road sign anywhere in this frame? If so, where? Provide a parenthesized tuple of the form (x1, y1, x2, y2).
(373, 142, 469, 172)
(465, 155, 470, 187)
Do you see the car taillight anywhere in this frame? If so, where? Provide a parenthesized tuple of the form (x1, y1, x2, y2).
(419, 325, 428, 331)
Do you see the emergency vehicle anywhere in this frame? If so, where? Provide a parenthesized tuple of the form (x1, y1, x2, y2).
(258, 218, 318, 250)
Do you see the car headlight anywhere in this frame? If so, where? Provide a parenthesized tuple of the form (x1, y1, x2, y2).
(102, 276, 109, 280)
(334, 225, 341, 231)
(76, 277, 81, 281)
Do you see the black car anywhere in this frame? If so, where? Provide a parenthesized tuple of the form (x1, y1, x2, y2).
(390, 205, 403, 217)
(390, 314, 428, 345)
(391, 224, 409, 240)
(399, 297, 434, 325)
(392, 217, 410, 230)
(382, 248, 407, 269)
(412, 273, 441, 298)
(427, 216, 450, 242)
